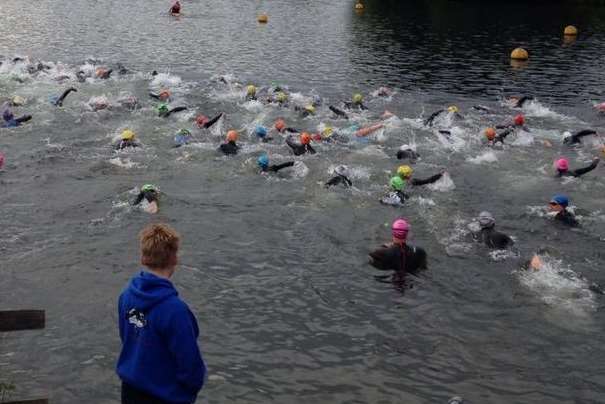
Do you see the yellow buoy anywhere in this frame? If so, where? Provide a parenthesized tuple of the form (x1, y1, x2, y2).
(564, 25, 578, 36)
(355, 2, 364, 10)
(257, 13, 268, 23)
(510, 47, 529, 61)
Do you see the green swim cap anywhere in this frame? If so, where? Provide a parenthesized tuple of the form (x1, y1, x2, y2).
(141, 184, 156, 192)
(157, 103, 169, 113)
(177, 128, 191, 136)
(390, 176, 405, 191)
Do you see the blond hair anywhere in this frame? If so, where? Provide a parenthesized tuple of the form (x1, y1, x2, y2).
(139, 223, 180, 269)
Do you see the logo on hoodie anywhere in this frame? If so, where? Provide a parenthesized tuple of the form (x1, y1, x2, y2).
(127, 308, 147, 328)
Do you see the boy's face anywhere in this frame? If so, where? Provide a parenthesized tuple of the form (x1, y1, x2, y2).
(549, 202, 563, 213)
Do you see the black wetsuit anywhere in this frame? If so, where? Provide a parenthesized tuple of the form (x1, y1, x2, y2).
(514, 96, 534, 108)
(476, 226, 514, 249)
(149, 92, 168, 100)
(219, 141, 239, 155)
(159, 106, 187, 118)
(52, 87, 77, 107)
(262, 162, 295, 173)
(558, 159, 599, 178)
(325, 174, 353, 188)
(294, 106, 313, 118)
(396, 149, 420, 161)
(133, 190, 158, 205)
(329, 105, 349, 119)
(115, 140, 139, 150)
(564, 129, 596, 145)
(380, 191, 408, 205)
(424, 109, 445, 127)
(369, 244, 427, 274)
(202, 113, 223, 129)
(344, 102, 368, 111)
(410, 172, 443, 186)
(286, 137, 316, 156)
(554, 209, 579, 227)
(2, 114, 32, 128)
(472, 105, 491, 112)
(490, 128, 514, 145)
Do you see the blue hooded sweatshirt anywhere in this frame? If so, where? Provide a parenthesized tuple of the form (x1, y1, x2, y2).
(117, 271, 206, 404)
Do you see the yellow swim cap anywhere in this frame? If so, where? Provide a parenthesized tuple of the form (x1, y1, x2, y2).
(397, 165, 413, 179)
(448, 105, 459, 113)
(246, 85, 257, 96)
(322, 126, 334, 138)
(276, 92, 288, 103)
(353, 93, 363, 104)
(304, 105, 316, 114)
(11, 95, 25, 106)
(121, 129, 136, 141)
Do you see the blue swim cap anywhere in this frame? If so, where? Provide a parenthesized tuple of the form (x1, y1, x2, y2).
(550, 194, 569, 207)
(257, 154, 269, 168)
(255, 125, 268, 138)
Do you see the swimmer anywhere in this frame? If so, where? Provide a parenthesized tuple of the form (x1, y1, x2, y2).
(245, 85, 257, 101)
(286, 132, 316, 156)
(117, 94, 139, 110)
(294, 104, 316, 118)
(254, 126, 273, 142)
(397, 165, 444, 186)
(195, 112, 223, 129)
(149, 89, 171, 102)
(266, 91, 289, 106)
(508, 95, 534, 108)
(10, 96, 26, 107)
(549, 194, 578, 227)
(158, 103, 187, 118)
(472, 105, 491, 112)
(594, 102, 605, 113)
(95, 67, 113, 79)
(472, 212, 514, 249)
(424, 105, 462, 127)
(496, 114, 528, 131)
(257, 154, 294, 174)
(562, 129, 597, 145)
(380, 177, 408, 206)
(219, 130, 239, 155)
(396, 144, 419, 162)
(133, 184, 159, 214)
(375, 87, 392, 97)
(0, 152, 4, 169)
(50, 87, 77, 107)
(325, 165, 353, 188)
(329, 105, 349, 119)
(554, 157, 599, 178)
(1, 104, 32, 128)
(344, 93, 368, 111)
(368, 218, 427, 275)
(173, 129, 192, 148)
(170, 0, 181, 15)
(115, 130, 140, 150)
(484, 127, 513, 146)
(311, 95, 322, 107)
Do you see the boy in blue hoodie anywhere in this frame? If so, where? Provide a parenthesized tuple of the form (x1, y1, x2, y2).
(117, 223, 206, 404)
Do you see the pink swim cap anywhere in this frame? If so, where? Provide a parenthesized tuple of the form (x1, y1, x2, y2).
(555, 158, 569, 171)
(595, 102, 605, 112)
(0, 152, 4, 169)
(392, 218, 409, 240)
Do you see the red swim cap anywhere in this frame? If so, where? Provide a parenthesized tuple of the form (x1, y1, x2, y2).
(514, 114, 525, 126)
(300, 132, 311, 145)
(196, 115, 209, 127)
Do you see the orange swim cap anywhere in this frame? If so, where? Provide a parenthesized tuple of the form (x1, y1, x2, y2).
(275, 119, 286, 132)
(300, 132, 311, 145)
(159, 89, 171, 101)
(226, 130, 238, 142)
(485, 127, 496, 141)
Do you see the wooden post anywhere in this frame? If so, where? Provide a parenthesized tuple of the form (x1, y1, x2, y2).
(0, 310, 45, 332)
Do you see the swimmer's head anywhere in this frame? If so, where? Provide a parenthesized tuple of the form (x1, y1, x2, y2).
(276, 92, 288, 103)
(226, 130, 238, 142)
(257, 154, 269, 169)
(399, 144, 416, 152)
(300, 132, 311, 145)
(334, 165, 349, 177)
(555, 158, 569, 172)
(121, 129, 136, 141)
(478, 211, 495, 229)
(195, 115, 209, 127)
(484, 128, 496, 141)
(177, 128, 191, 137)
(562, 131, 572, 142)
(312, 95, 322, 107)
(397, 165, 413, 179)
(514, 114, 525, 126)
(274, 118, 286, 132)
(159, 89, 171, 101)
(246, 85, 257, 97)
(353, 93, 363, 104)
(141, 184, 157, 193)
(390, 176, 405, 191)
(322, 126, 334, 138)
(447, 105, 459, 114)
(304, 105, 316, 115)
(255, 126, 268, 138)
(157, 103, 169, 114)
(549, 194, 569, 211)
(392, 218, 409, 241)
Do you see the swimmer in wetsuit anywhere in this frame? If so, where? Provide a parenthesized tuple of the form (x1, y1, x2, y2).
(245, 85, 257, 101)
(329, 105, 349, 119)
(484, 127, 514, 146)
(344, 93, 368, 111)
(173, 129, 192, 148)
(563, 129, 597, 146)
(50, 87, 77, 107)
(325, 165, 353, 188)
(219, 130, 239, 155)
(294, 104, 315, 118)
(472, 211, 514, 249)
(424, 105, 462, 127)
(554, 157, 599, 178)
(149, 89, 171, 102)
(170, 0, 181, 14)
(157, 103, 187, 118)
(133, 184, 159, 207)
(380, 176, 408, 206)
(368, 218, 428, 277)
(286, 133, 316, 156)
(496, 114, 529, 132)
(397, 165, 444, 186)
(257, 154, 294, 174)
(1, 105, 32, 128)
(115, 129, 140, 150)
(549, 194, 579, 227)
(254, 125, 273, 143)
(195, 112, 223, 129)
(508, 95, 534, 108)
(396, 144, 419, 162)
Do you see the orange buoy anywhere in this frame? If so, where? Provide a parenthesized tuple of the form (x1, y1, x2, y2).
(510, 47, 529, 61)
(258, 14, 268, 23)
(564, 25, 578, 36)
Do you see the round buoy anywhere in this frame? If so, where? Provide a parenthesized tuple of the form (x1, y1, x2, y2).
(564, 25, 578, 36)
(258, 14, 268, 23)
(355, 2, 364, 10)
(510, 48, 529, 61)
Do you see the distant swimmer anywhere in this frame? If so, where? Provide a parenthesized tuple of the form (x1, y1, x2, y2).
(169, 0, 181, 15)
(496, 114, 528, 131)
(472, 211, 514, 249)
(257, 154, 294, 174)
(397, 165, 444, 186)
(396, 144, 419, 162)
(472, 105, 491, 112)
(149, 89, 171, 102)
(329, 105, 349, 119)
(562, 129, 597, 145)
(286, 133, 316, 156)
(424, 105, 462, 127)
(1, 105, 32, 128)
(219, 130, 239, 155)
(95, 67, 113, 80)
(158, 103, 187, 118)
(49, 87, 77, 107)
(245, 85, 257, 101)
(380, 176, 408, 206)
(549, 194, 579, 227)
(316, 126, 349, 144)
(508, 95, 534, 108)
(554, 157, 599, 178)
(266, 91, 289, 106)
(594, 102, 605, 113)
(0, 152, 4, 169)
(368, 218, 427, 275)
(195, 112, 223, 129)
(9, 96, 26, 107)
(325, 165, 353, 188)
(344, 93, 368, 111)
(117, 94, 139, 110)
(133, 184, 160, 214)
(375, 87, 393, 97)
(484, 127, 514, 146)
(294, 104, 316, 118)
(254, 125, 273, 142)
(173, 129, 192, 148)
(115, 130, 140, 150)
